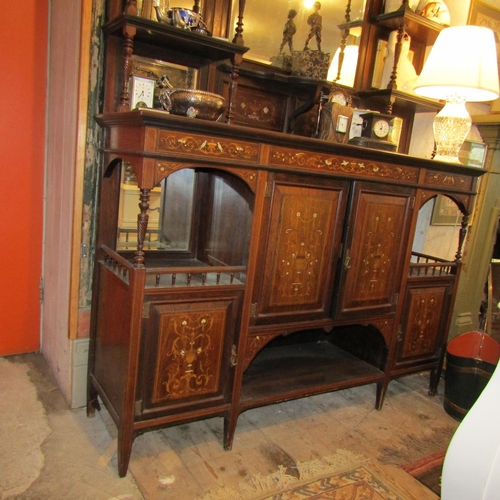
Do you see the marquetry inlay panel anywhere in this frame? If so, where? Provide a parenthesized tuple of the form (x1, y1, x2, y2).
(401, 287, 447, 359)
(151, 303, 228, 403)
(243, 334, 275, 371)
(369, 318, 394, 346)
(261, 184, 342, 313)
(423, 171, 473, 192)
(341, 191, 409, 312)
(269, 147, 418, 182)
(156, 131, 260, 162)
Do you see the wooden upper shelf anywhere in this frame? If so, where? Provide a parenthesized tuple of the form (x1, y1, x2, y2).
(373, 7, 444, 45)
(103, 14, 249, 68)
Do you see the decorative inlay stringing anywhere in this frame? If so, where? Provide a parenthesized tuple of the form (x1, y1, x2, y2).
(270, 147, 418, 182)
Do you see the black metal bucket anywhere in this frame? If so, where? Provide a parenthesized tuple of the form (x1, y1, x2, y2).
(444, 331, 500, 421)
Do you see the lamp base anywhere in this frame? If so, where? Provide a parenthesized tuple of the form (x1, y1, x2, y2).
(432, 96, 472, 164)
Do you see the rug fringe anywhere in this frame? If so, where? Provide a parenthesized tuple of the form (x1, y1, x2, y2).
(197, 449, 368, 500)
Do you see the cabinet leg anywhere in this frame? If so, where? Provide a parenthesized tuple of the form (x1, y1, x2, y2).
(223, 413, 239, 450)
(86, 381, 101, 418)
(428, 367, 441, 396)
(117, 427, 135, 478)
(375, 381, 388, 410)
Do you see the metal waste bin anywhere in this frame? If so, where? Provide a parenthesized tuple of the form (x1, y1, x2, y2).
(444, 331, 500, 421)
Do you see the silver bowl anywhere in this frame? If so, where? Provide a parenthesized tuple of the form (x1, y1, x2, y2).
(159, 88, 226, 121)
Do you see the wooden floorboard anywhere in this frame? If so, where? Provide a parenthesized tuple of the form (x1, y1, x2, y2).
(98, 373, 457, 499)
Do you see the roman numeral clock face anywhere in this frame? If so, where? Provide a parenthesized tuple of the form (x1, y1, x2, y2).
(130, 76, 155, 109)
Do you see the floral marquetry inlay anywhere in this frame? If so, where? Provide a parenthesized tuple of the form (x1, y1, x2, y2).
(270, 148, 418, 182)
(156, 131, 260, 163)
(152, 310, 225, 403)
(265, 185, 340, 309)
(340, 191, 410, 313)
(424, 172, 471, 191)
(402, 287, 446, 359)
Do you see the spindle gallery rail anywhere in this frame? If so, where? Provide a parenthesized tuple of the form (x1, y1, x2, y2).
(409, 252, 457, 277)
(102, 245, 246, 288)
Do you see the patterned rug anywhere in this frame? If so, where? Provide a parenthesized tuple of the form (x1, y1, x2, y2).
(198, 450, 424, 500)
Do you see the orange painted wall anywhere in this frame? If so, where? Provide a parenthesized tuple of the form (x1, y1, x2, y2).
(0, 1, 48, 354)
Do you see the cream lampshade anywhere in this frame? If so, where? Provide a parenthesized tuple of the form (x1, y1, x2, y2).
(414, 25, 499, 163)
(327, 45, 359, 87)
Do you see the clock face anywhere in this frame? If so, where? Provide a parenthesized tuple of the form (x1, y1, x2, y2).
(130, 76, 155, 109)
(373, 119, 390, 138)
(330, 90, 347, 106)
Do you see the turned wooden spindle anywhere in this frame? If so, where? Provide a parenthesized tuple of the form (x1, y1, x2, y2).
(118, 2, 138, 112)
(456, 213, 469, 263)
(227, 0, 246, 124)
(134, 188, 151, 268)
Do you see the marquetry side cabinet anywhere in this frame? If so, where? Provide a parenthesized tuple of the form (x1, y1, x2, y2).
(87, 109, 482, 476)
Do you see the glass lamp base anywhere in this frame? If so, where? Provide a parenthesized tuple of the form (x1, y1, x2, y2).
(432, 96, 472, 164)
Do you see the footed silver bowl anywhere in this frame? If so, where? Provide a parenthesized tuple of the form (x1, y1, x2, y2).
(159, 88, 226, 121)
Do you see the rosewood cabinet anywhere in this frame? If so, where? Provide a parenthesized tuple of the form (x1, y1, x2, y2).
(88, 0, 483, 478)
(87, 110, 482, 476)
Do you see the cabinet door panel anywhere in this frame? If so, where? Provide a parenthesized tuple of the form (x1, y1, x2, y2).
(141, 294, 240, 412)
(336, 182, 414, 319)
(397, 282, 453, 365)
(254, 177, 347, 324)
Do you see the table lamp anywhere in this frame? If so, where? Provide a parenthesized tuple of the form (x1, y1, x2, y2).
(414, 25, 499, 163)
(327, 45, 359, 87)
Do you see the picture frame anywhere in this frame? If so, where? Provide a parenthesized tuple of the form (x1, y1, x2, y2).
(431, 195, 462, 226)
(458, 140, 487, 168)
(468, 1, 500, 85)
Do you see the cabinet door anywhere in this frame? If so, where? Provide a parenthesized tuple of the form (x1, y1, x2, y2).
(140, 291, 241, 414)
(335, 182, 414, 320)
(396, 280, 454, 367)
(252, 174, 348, 325)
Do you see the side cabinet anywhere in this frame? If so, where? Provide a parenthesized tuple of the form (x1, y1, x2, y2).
(335, 181, 415, 320)
(393, 270, 456, 394)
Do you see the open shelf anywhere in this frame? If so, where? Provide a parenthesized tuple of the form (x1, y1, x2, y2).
(373, 7, 444, 44)
(104, 14, 249, 68)
(240, 341, 384, 411)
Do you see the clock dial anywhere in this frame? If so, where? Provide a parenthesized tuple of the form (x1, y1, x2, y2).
(373, 119, 390, 138)
(130, 76, 155, 109)
(330, 90, 347, 106)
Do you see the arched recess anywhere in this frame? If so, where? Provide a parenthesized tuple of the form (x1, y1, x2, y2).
(412, 192, 470, 264)
(110, 160, 256, 274)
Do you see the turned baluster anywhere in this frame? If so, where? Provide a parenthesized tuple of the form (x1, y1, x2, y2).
(134, 188, 150, 268)
(456, 214, 469, 263)
(227, 0, 246, 124)
(335, 0, 352, 82)
(387, 25, 405, 91)
(118, 1, 138, 112)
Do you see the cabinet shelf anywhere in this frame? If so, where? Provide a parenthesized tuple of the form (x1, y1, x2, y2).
(373, 7, 444, 44)
(240, 341, 385, 411)
(358, 88, 443, 113)
(103, 14, 249, 68)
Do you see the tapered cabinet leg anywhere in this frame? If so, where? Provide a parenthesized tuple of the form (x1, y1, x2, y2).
(223, 413, 239, 450)
(375, 381, 388, 410)
(117, 427, 135, 478)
